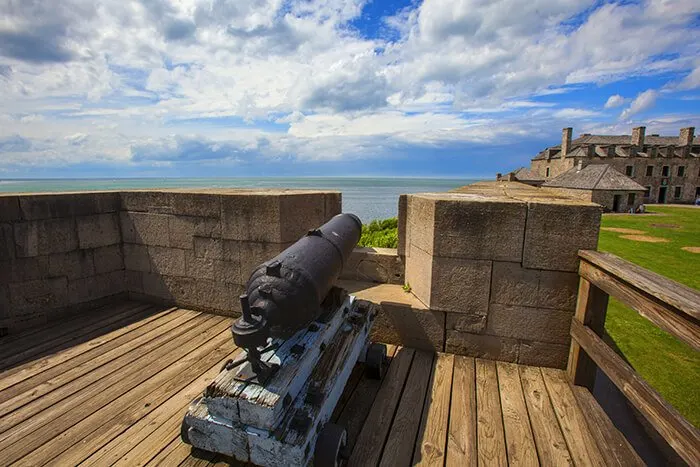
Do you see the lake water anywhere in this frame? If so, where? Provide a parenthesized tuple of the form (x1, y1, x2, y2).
(0, 177, 482, 222)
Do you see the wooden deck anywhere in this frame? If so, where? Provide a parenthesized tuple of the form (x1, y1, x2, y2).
(0, 300, 639, 466)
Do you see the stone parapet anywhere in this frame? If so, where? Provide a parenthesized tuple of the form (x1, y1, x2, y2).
(0, 189, 340, 334)
(401, 181, 601, 368)
(340, 247, 404, 285)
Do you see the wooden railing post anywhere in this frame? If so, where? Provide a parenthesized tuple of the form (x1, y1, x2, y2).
(567, 276, 609, 390)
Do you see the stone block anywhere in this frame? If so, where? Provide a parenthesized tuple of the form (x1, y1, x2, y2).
(37, 218, 79, 255)
(48, 250, 95, 279)
(279, 193, 327, 243)
(433, 197, 526, 261)
(67, 271, 124, 304)
(0, 224, 14, 261)
(445, 331, 518, 362)
(429, 257, 491, 314)
(13, 222, 39, 257)
(3, 256, 49, 283)
(194, 237, 223, 259)
(370, 302, 444, 352)
(168, 216, 221, 249)
(95, 192, 122, 213)
(124, 270, 144, 294)
(120, 212, 170, 246)
(0, 285, 9, 318)
(94, 245, 124, 274)
(537, 270, 579, 311)
(490, 261, 539, 308)
(77, 213, 120, 249)
(160, 275, 243, 314)
(340, 247, 404, 285)
(172, 193, 221, 218)
(9, 277, 68, 313)
(148, 246, 186, 276)
(523, 202, 601, 272)
(18, 194, 75, 220)
(185, 251, 241, 285)
(445, 312, 487, 333)
(221, 194, 280, 242)
(486, 304, 572, 345)
(404, 244, 432, 308)
(120, 191, 174, 213)
(142, 272, 171, 300)
(324, 192, 342, 219)
(397, 194, 407, 257)
(518, 341, 570, 369)
(405, 195, 436, 254)
(230, 241, 292, 282)
(123, 243, 151, 272)
(0, 196, 21, 222)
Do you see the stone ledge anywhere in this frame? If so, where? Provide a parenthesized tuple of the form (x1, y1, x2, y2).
(340, 247, 404, 285)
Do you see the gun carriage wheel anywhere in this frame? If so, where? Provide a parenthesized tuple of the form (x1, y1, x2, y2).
(314, 423, 347, 467)
(365, 343, 387, 380)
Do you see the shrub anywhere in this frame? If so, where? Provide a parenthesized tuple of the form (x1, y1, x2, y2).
(358, 217, 398, 248)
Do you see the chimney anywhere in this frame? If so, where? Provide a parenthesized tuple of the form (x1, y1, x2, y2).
(679, 127, 695, 146)
(577, 160, 584, 171)
(561, 127, 572, 157)
(631, 126, 645, 147)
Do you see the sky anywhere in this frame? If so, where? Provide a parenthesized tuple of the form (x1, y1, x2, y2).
(0, 0, 699, 178)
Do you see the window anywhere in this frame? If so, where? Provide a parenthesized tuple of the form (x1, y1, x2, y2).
(646, 165, 653, 176)
(625, 165, 634, 177)
(674, 186, 682, 199)
(644, 186, 651, 197)
(627, 193, 636, 206)
(678, 166, 686, 177)
(545, 167, 550, 177)
(662, 165, 670, 177)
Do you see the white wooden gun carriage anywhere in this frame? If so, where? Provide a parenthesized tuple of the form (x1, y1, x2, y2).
(181, 291, 385, 466)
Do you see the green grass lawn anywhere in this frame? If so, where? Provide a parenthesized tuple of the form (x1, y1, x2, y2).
(598, 205, 700, 428)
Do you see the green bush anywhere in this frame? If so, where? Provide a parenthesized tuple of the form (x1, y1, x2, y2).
(358, 217, 398, 248)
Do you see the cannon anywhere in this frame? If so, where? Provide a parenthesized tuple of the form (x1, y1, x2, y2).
(232, 213, 363, 377)
(182, 213, 387, 466)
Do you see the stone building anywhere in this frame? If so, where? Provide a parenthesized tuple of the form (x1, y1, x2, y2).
(514, 126, 699, 204)
(541, 162, 645, 212)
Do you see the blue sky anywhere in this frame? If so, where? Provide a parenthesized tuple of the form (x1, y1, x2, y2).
(0, 0, 698, 178)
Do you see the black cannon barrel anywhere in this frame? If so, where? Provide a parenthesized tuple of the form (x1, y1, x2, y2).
(234, 213, 362, 346)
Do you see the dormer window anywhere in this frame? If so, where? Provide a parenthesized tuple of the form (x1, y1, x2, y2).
(625, 165, 634, 177)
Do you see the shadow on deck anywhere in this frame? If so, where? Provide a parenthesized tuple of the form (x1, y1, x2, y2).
(0, 300, 640, 466)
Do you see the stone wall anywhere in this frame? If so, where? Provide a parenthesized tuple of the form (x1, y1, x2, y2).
(0, 192, 125, 334)
(339, 247, 404, 285)
(402, 182, 602, 368)
(1, 189, 340, 334)
(121, 190, 341, 315)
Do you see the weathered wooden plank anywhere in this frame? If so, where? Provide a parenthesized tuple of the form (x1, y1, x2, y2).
(579, 259, 700, 351)
(579, 250, 700, 320)
(70, 349, 236, 466)
(335, 345, 399, 455)
(413, 353, 454, 467)
(0, 301, 159, 370)
(0, 303, 163, 392)
(572, 385, 645, 467)
(496, 361, 538, 466)
(21, 330, 235, 466)
(379, 350, 433, 467)
(0, 310, 206, 429)
(446, 356, 476, 467)
(519, 365, 572, 466)
(540, 367, 605, 466)
(143, 435, 187, 466)
(570, 319, 700, 465)
(475, 359, 507, 467)
(0, 315, 227, 464)
(566, 277, 609, 390)
(347, 347, 415, 467)
(0, 307, 191, 409)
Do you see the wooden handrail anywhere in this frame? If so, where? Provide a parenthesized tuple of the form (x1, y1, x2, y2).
(570, 320, 700, 465)
(568, 250, 700, 464)
(578, 251, 700, 351)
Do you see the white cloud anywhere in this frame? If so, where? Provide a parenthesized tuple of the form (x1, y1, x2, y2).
(604, 94, 626, 109)
(0, 0, 698, 170)
(620, 89, 658, 121)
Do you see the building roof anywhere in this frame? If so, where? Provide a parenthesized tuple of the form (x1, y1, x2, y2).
(511, 167, 543, 181)
(542, 164, 646, 191)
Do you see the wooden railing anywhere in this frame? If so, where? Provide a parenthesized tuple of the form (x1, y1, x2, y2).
(567, 250, 700, 465)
